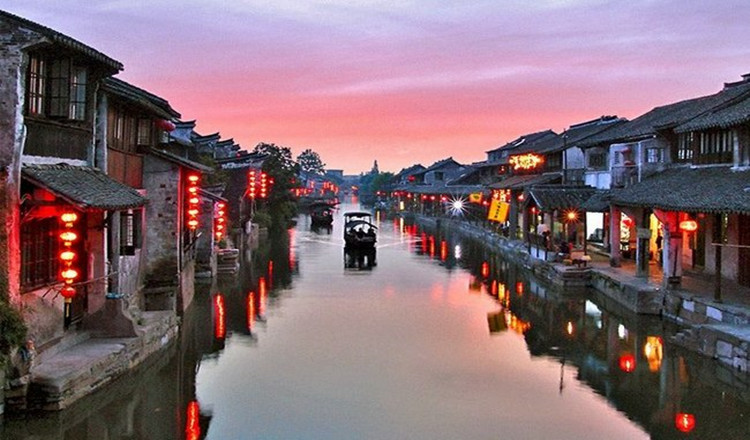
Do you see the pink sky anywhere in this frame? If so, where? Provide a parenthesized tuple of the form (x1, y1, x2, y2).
(3, 1, 750, 173)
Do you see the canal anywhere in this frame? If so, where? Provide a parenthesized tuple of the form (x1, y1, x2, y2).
(3, 203, 749, 439)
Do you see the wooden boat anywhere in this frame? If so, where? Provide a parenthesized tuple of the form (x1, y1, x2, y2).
(343, 211, 377, 249)
(310, 201, 335, 227)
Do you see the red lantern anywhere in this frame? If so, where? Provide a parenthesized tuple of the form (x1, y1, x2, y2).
(60, 286, 76, 299)
(157, 119, 176, 132)
(619, 353, 636, 373)
(674, 413, 696, 433)
(186, 173, 201, 230)
(679, 220, 698, 232)
(247, 170, 258, 199)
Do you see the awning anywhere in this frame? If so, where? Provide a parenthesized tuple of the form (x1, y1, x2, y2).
(489, 173, 560, 190)
(524, 186, 598, 212)
(611, 166, 750, 215)
(22, 164, 147, 210)
(580, 189, 612, 213)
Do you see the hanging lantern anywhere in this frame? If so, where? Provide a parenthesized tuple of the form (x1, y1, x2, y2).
(679, 220, 698, 232)
(619, 353, 636, 373)
(58, 209, 80, 304)
(60, 286, 76, 299)
(247, 169, 258, 199)
(214, 201, 227, 242)
(674, 413, 696, 433)
(186, 173, 201, 231)
(156, 119, 176, 132)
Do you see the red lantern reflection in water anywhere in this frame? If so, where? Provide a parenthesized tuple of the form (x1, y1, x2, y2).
(213, 294, 226, 340)
(246, 291, 255, 332)
(440, 240, 448, 262)
(675, 413, 696, 433)
(258, 277, 267, 317)
(619, 353, 636, 373)
(185, 400, 200, 440)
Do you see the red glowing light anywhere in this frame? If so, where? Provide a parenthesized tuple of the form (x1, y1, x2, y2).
(187, 173, 200, 183)
(59, 250, 75, 262)
(61, 268, 78, 281)
(186, 401, 201, 440)
(60, 286, 76, 299)
(60, 212, 78, 224)
(440, 240, 448, 262)
(619, 353, 636, 373)
(259, 277, 267, 317)
(247, 291, 255, 332)
(679, 220, 698, 232)
(674, 413, 696, 433)
(214, 294, 226, 339)
(516, 281, 524, 295)
(481, 261, 490, 278)
(60, 231, 77, 242)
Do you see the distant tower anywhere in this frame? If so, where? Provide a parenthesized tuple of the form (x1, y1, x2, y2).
(371, 160, 379, 175)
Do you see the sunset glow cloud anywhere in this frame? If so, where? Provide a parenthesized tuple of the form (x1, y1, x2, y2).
(2, 0, 749, 173)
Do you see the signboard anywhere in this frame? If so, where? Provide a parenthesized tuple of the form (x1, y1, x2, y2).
(488, 200, 510, 223)
(509, 153, 543, 171)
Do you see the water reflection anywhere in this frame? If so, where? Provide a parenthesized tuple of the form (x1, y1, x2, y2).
(343, 247, 377, 271)
(3, 212, 749, 439)
(402, 218, 749, 440)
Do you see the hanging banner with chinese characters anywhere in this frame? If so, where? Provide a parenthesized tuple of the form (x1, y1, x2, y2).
(487, 200, 510, 223)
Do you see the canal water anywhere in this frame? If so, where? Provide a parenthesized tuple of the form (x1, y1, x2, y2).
(3, 203, 749, 439)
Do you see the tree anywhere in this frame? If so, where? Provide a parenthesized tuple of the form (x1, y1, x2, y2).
(252, 143, 300, 229)
(297, 148, 325, 175)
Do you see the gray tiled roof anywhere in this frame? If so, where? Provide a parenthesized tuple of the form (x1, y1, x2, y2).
(488, 173, 561, 190)
(22, 164, 146, 210)
(103, 78, 180, 119)
(485, 130, 557, 155)
(581, 80, 750, 146)
(580, 189, 612, 213)
(0, 10, 122, 73)
(611, 166, 750, 214)
(149, 149, 214, 173)
(675, 94, 750, 132)
(525, 186, 598, 212)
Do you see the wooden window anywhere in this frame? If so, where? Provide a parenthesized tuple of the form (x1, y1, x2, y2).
(26, 54, 46, 115)
(546, 153, 562, 170)
(137, 119, 152, 146)
(120, 209, 142, 256)
(646, 147, 663, 163)
(27, 55, 88, 121)
(69, 66, 87, 120)
(588, 151, 607, 169)
(21, 217, 59, 289)
(696, 130, 734, 164)
(48, 58, 71, 118)
(676, 133, 694, 162)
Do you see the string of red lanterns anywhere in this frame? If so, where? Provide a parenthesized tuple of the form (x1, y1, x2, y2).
(248, 169, 274, 199)
(214, 201, 226, 242)
(59, 210, 79, 302)
(186, 173, 201, 230)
